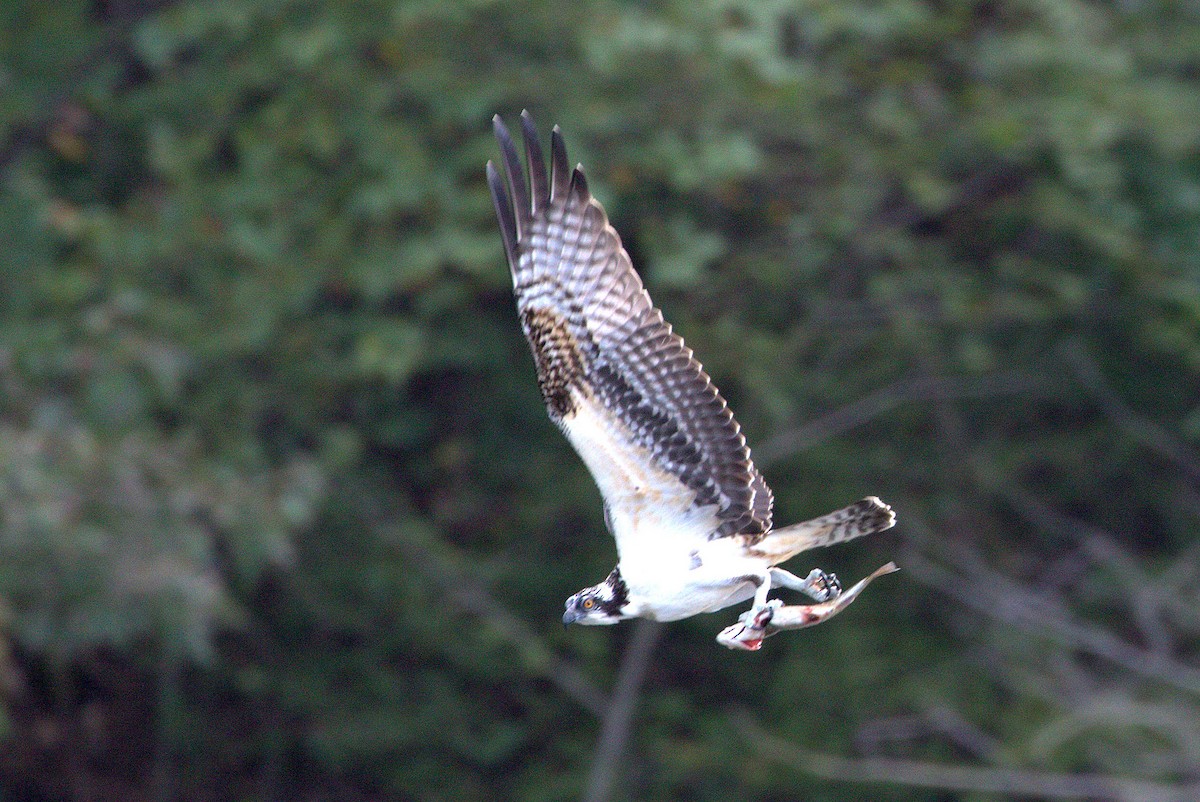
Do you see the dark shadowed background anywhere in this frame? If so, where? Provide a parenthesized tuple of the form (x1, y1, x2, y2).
(2, 1, 1199, 800)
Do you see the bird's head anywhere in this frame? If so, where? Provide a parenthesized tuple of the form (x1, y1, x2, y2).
(563, 568, 629, 625)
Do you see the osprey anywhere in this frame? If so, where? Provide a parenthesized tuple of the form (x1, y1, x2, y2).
(487, 112, 896, 649)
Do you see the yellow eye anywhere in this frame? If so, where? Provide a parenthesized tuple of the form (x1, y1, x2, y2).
(582, 598, 595, 610)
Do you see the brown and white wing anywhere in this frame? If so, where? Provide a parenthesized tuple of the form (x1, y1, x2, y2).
(487, 112, 773, 550)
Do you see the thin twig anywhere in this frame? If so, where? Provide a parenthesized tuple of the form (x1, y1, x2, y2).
(1004, 487, 1177, 655)
(733, 710, 1200, 801)
(1060, 341, 1200, 484)
(900, 517, 1200, 697)
(382, 522, 609, 716)
(755, 370, 1047, 466)
(855, 707, 1001, 761)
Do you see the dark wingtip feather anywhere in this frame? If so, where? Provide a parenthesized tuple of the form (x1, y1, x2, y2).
(549, 125, 570, 202)
(486, 160, 517, 266)
(493, 114, 528, 241)
(491, 113, 512, 156)
(519, 111, 548, 212)
(570, 164, 590, 200)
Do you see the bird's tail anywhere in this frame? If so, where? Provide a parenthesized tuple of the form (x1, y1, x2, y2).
(751, 496, 896, 565)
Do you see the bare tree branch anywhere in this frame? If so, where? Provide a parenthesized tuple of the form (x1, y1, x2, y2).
(1004, 488, 1180, 655)
(583, 620, 663, 802)
(1060, 341, 1200, 484)
(733, 710, 1200, 801)
(755, 370, 1048, 467)
(900, 515, 1200, 697)
(382, 522, 610, 717)
(857, 707, 1002, 761)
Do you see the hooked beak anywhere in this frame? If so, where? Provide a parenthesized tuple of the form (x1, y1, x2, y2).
(563, 606, 582, 626)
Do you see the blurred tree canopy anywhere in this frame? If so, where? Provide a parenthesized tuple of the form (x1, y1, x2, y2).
(1, 0, 1199, 799)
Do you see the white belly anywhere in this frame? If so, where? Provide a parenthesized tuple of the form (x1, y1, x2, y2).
(618, 536, 767, 622)
(557, 396, 769, 621)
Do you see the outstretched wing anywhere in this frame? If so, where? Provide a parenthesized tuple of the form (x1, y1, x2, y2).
(487, 111, 773, 550)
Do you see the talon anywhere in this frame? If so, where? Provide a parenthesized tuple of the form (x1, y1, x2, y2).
(749, 599, 782, 630)
(806, 569, 842, 602)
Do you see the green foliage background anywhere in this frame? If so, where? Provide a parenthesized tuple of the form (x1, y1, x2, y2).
(1, 0, 1199, 799)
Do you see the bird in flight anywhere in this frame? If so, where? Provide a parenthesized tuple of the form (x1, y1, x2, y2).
(487, 111, 896, 649)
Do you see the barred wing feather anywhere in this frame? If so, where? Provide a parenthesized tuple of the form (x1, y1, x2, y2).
(487, 112, 773, 544)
